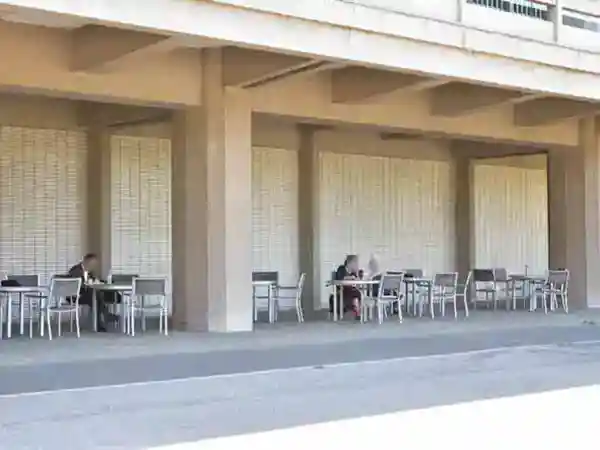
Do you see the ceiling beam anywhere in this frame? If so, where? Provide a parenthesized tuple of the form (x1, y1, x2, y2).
(331, 67, 447, 104)
(514, 98, 600, 127)
(431, 83, 541, 117)
(71, 25, 171, 72)
(221, 47, 323, 88)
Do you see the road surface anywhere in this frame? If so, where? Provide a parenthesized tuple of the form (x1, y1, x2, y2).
(2, 325, 600, 449)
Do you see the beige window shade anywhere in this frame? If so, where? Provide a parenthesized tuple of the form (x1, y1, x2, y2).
(319, 153, 455, 306)
(0, 126, 86, 284)
(252, 147, 299, 308)
(473, 158, 549, 274)
(110, 136, 172, 284)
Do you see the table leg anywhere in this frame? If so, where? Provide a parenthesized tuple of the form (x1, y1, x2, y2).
(121, 298, 127, 334)
(7, 295, 12, 338)
(332, 287, 338, 322)
(411, 283, 417, 316)
(19, 293, 25, 335)
(268, 285, 274, 324)
(429, 283, 434, 319)
(92, 289, 98, 332)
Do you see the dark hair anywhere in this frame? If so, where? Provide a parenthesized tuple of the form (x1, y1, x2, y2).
(83, 253, 98, 261)
(344, 254, 358, 266)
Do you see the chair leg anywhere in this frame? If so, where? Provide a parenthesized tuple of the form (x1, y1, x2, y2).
(453, 298, 458, 319)
(75, 308, 81, 338)
(57, 312, 62, 337)
(463, 296, 469, 318)
(0, 301, 4, 340)
(46, 311, 52, 341)
(28, 298, 33, 339)
(141, 297, 146, 332)
(164, 306, 169, 336)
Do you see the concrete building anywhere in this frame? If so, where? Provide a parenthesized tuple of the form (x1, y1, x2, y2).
(0, 0, 598, 332)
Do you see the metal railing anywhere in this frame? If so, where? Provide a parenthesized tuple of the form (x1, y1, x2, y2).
(466, 0, 553, 21)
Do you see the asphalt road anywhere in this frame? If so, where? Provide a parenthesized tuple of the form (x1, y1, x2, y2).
(2, 334, 600, 449)
(1, 324, 600, 395)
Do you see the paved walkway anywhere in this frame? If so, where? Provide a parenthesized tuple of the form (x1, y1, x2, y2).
(1, 310, 598, 368)
(1, 310, 600, 396)
(3, 339, 600, 449)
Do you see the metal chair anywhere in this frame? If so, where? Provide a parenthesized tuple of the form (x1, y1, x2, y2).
(252, 271, 279, 322)
(471, 269, 498, 309)
(274, 273, 306, 323)
(532, 270, 569, 314)
(129, 278, 169, 336)
(430, 272, 459, 319)
(4, 274, 40, 338)
(403, 269, 428, 315)
(108, 273, 139, 284)
(455, 271, 471, 318)
(361, 272, 404, 324)
(493, 268, 512, 310)
(108, 273, 138, 325)
(41, 277, 82, 340)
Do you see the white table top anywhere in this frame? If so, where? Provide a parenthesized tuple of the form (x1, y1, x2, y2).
(330, 279, 380, 287)
(87, 283, 132, 291)
(252, 280, 276, 286)
(509, 274, 546, 281)
(0, 286, 48, 293)
(405, 277, 433, 283)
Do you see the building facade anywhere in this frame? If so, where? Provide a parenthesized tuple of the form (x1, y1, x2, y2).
(0, 0, 598, 331)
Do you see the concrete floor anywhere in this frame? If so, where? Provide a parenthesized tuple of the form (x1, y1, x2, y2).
(1, 311, 600, 449)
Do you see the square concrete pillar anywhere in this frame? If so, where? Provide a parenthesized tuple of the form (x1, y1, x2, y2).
(548, 117, 600, 308)
(297, 125, 321, 316)
(86, 125, 112, 277)
(454, 154, 472, 276)
(171, 48, 253, 332)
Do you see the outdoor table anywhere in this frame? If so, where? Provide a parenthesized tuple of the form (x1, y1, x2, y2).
(0, 285, 48, 339)
(88, 283, 132, 332)
(252, 280, 277, 324)
(508, 274, 546, 310)
(329, 279, 379, 322)
(404, 277, 433, 317)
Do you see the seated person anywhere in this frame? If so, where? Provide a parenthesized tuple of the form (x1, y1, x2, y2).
(68, 253, 119, 332)
(329, 254, 362, 319)
(367, 254, 382, 298)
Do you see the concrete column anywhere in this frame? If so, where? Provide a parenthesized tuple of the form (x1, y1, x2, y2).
(548, 117, 600, 308)
(86, 125, 112, 278)
(454, 153, 472, 276)
(297, 125, 321, 316)
(171, 48, 253, 332)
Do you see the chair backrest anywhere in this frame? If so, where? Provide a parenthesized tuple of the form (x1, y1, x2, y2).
(109, 273, 139, 285)
(295, 273, 307, 302)
(133, 278, 167, 296)
(50, 277, 82, 300)
(403, 269, 423, 278)
(252, 271, 279, 284)
(458, 271, 472, 295)
(379, 273, 404, 298)
(493, 268, 508, 282)
(472, 269, 495, 283)
(8, 274, 39, 287)
(0, 271, 6, 281)
(434, 272, 458, 288)
(547, 269, 569, 286)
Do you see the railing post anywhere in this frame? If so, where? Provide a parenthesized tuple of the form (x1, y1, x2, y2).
(456, 0, 465, 23)
(551, 0, 562, 42)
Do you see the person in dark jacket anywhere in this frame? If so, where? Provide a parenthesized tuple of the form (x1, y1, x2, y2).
(67, 253, 117, 332)
(330, 254, 362, 319)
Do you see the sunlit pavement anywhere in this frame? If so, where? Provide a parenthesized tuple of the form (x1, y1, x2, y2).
(155, 384, 599, 450)
(2, 340, 600, 449)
